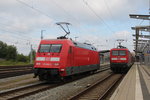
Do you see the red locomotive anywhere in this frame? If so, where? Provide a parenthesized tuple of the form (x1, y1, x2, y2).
(34, 39, 100, 81)
(110, 46, 134, 73)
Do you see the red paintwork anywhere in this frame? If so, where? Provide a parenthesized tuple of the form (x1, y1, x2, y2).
(110, 48, 133, 65)
(34, 39, 100, 76)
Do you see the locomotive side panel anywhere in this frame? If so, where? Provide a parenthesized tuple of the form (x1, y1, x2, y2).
(34, 39, 100, 81)
(65, 46, 100, 76)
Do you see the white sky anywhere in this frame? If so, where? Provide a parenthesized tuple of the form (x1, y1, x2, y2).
(0, 0, 149, 55)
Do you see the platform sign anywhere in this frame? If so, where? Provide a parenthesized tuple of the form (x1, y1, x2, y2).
(147, 50, 150, 54)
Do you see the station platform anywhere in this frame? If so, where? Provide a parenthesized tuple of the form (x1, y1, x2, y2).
(110, 63, 150, 100)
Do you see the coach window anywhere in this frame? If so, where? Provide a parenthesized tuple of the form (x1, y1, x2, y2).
(50, 44, 62, 53)
(39, 44, 51, 52)
(112, 51, 118, 56)
(119, 50, 126, 56)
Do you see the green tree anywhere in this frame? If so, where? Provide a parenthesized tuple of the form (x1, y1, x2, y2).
(6, 45, 17, 60)
(17, 54, 28, 62)
(0, 41, 7, 58)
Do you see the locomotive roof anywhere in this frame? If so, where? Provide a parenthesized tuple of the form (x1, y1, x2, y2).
(40, 39, 97, 51)
(42, 39, 68, 41)
(111, 48, 129, 51)
(72, 41, 97, 51)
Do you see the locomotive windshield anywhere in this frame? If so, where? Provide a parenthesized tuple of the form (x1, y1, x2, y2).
(39, 44, 62, 53)
(119, 50, 126, 56)
(112, 50, 126, 56)
(39, 44, 50, 52)
(50, 44, 62, 53)
(112, 51, 118, 56)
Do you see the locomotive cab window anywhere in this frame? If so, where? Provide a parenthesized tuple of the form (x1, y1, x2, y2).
(119, 50, 126, 56)
(50, 44, 62, 53)
(39, 44, 50, 52)
(112, 50, 126, 56)
(112, 51, 118, 56)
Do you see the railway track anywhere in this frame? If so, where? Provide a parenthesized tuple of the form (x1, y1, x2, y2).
(0, 65, 111, 100)
(0, 64, 109, 79)
(0, 82, 60, 100)
(69, 73, 124, 100)
(0, 65, 33, 79)
(0, 65, 33, 69)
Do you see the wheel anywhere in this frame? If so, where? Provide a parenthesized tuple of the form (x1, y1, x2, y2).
(38, 75, 45, 81)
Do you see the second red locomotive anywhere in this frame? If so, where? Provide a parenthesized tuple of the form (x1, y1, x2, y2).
(110, 46, 134, 73)
(34, 39, 100, 81)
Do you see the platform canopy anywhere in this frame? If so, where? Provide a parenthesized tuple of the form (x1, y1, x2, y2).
(131, 26, 150, 32)
(133, 39, 150, 42)
(129, 14, 150, 57)
(132, 34, 150, 39)
(129, 14, 150, 20)
(98, 50, 110, 53)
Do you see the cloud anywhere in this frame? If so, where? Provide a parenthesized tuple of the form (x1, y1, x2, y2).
(109, 30, 134, 50)
(0, 0, 146, 54)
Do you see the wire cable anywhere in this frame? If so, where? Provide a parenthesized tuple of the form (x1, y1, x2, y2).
(16, 0, 54, 20)
(103, 0, 115, 21)
(83, 0, 115, 33)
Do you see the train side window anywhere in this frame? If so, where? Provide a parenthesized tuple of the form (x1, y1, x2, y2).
(112, 51, 118, 56)
(50, 44, 62, 53)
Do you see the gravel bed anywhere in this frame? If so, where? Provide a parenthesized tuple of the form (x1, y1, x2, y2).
(100, 63, 110, 66)
(21, 70, 112, 100)
(0, 74, 39, 91)
(0, 74, 34, 83)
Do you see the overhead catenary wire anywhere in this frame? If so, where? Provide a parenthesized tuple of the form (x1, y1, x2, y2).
(16, 0, 85, 39)
(51, 0, 81, 24)
(103, 0, 115, 22)
(0, 28, 40, 44)
(0, 28, 38, 46)
(0, 29, 30, 41)
(17, 0, 81, 26)
(16, 0, 54, 20)
(0, 23, 33, 39)
(50, 0, 92, 38)
(82, 0, 115, 34)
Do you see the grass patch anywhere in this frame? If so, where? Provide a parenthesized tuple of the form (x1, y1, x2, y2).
(0, 60, 33, 66)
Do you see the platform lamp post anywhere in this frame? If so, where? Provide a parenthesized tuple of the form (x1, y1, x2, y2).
(30, 44, 33, 64)
(41, 30, 46, 40)
(27, 41, 33, 64)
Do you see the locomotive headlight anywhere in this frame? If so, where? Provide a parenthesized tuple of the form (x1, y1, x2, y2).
(111, 58, 117, 60)
(120, 58, 126, 60)
(50, 57, 60, 61)
(36, 62, 41, 65)
(53, 63, 59, 66)
(36, 57, 45, 61)
(60, 69, 65, 71)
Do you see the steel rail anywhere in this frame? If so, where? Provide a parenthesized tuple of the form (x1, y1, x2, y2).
(69, 73, 123, 100)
